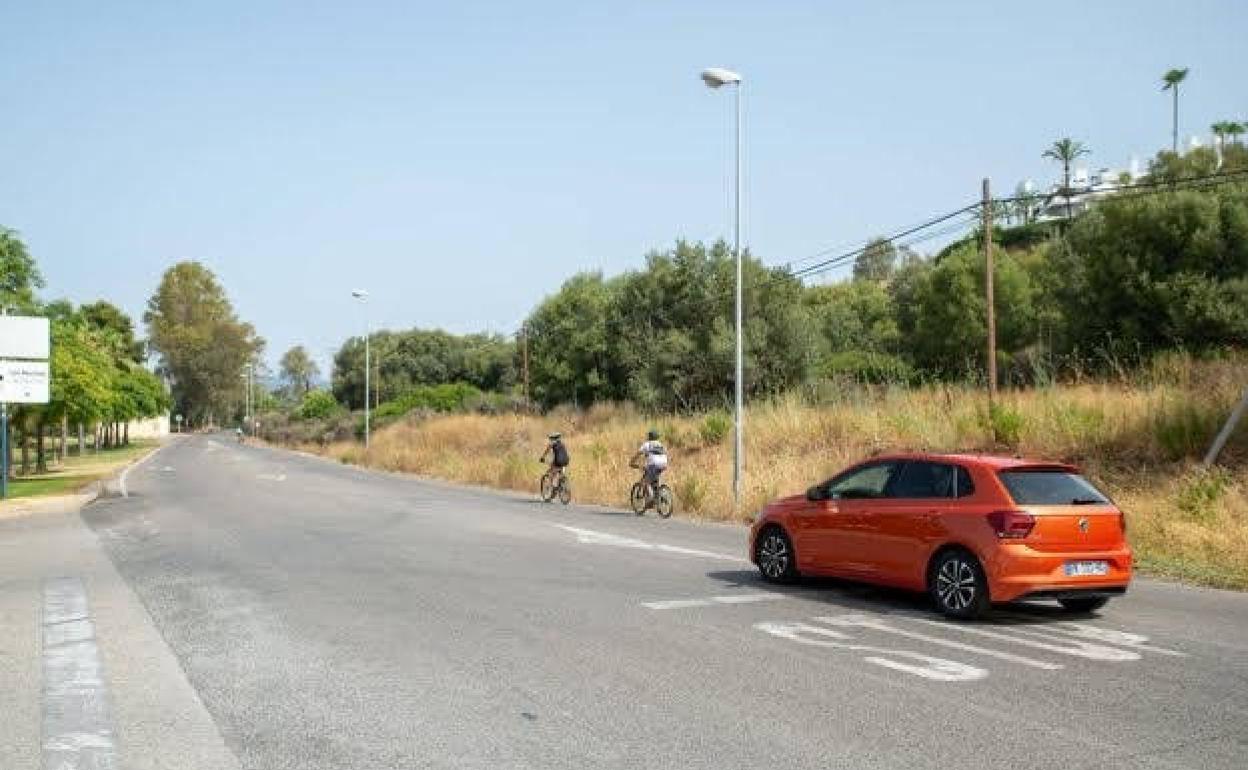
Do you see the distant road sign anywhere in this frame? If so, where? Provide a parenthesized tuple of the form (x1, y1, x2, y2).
(0, 316, 50, 359)
(0, 360, 50, 403)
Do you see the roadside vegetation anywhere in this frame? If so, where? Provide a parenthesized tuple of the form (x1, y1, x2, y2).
(2, 229, 170, 484)
(2, 440, 157, 500)
(266, 143, 1248, 590)
(302, 354, 1247, 589)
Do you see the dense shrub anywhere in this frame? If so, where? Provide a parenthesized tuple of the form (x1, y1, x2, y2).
(297, 390, 341, 420)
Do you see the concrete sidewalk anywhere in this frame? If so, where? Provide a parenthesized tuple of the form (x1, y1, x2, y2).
(0, 475, 241, 769)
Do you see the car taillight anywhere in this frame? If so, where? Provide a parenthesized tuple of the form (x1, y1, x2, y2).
(987, 509, 1035, 539)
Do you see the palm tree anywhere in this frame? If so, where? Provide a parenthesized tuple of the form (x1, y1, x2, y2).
(1042, 138, 1090, 219)
(1229, 121, 1246, 147)
(1212, 121, 1230, 153)
(1161, 68, 1189, 153)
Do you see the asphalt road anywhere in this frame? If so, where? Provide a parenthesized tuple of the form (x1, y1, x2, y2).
(7, 433, 1247, 769)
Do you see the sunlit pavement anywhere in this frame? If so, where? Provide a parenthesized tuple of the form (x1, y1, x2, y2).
(3, 433, 1245, 769)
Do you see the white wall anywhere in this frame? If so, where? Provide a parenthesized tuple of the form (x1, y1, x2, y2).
(127, 414, 170, 439)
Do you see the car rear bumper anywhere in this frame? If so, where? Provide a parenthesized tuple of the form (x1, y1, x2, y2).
(985, 544, 1133, 603)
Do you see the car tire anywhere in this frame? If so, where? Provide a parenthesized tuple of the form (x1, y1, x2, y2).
(929, 549, 991, 620)
(1058, 596, 1110, 614)
(755, 527, 799, 584)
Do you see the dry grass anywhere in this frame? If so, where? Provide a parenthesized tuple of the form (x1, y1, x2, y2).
(300, 358, 1248, 589)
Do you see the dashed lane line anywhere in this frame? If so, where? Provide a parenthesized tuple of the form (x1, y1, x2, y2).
(552, 524, 748, 563)
(643, 593, 787, 610)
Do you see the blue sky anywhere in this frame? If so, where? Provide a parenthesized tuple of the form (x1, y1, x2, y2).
(2, 0, 1245, 373)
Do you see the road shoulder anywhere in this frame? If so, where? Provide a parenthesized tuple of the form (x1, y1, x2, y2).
(0, 461, 242, 770)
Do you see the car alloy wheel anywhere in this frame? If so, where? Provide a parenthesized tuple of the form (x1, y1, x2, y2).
(757, 531, 791, 581)
(936, 557, 979, 612)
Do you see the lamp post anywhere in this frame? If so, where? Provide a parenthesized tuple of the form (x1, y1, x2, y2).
(701, 66, 744, 509)
(351, 289, 370, 448)
(241, 365, 253, 434)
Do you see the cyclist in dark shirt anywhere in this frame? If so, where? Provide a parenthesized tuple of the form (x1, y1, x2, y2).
(540, 432, 569, 490)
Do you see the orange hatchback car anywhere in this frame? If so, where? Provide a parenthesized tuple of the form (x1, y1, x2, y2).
(749, 453, 1132, 619)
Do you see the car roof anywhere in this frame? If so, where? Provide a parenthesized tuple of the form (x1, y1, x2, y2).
(867, 452, 1078, 471)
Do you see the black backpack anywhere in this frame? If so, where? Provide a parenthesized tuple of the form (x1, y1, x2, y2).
(552, 441, 569, 466)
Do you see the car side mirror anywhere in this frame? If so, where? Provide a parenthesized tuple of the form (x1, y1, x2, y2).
(806, 485, 826, 502)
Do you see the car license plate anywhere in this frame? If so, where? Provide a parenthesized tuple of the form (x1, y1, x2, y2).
(1064, 560, 1109, 577)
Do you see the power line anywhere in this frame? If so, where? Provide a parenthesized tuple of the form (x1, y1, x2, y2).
(786, 166, 1248, 280)
(790, 201, 980, 278)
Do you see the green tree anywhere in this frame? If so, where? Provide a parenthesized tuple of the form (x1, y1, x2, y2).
(524, 272, 616, 407)
(852, 238, 897, 282)
(144, 262, 264, 426)
(904, 242, 1039, 379)
(1228, 121, 1245, 146)
(804, 280, 900, 355)
(296, 390, 341, 420)
(80, 300, 144, 363)
(1162, 67, 1189, 153)
(1043, 138, 1090, 219)
(279, 345, 320, 398)
(0, 227, 44, 313)
(1061, 181, 1248, 355)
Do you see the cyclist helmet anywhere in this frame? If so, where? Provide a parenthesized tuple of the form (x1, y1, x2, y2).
(548, 432, 562, 440)
(647, 429, 659, 441)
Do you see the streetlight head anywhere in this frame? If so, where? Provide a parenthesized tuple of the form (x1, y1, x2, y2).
(701, 67, 741, 89)
(351, 289, 368, 300)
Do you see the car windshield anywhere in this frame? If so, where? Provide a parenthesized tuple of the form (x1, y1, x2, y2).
(998, 469, 1110, 505)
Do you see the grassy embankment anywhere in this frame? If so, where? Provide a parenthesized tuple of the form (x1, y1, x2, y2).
(1, 441, 158, 500)
(302, 358, 1248, 589)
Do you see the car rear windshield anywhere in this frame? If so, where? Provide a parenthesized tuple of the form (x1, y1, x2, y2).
(998, 469, 1110, 506)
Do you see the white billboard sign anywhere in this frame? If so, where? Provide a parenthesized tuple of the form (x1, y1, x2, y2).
(0, 360, 50, 404)
(0, 316, 50, 359)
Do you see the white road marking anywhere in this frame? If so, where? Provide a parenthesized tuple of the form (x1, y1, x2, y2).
(912, 618, 1142, 661)
(643, 593, 785, 610)
(553, 525, 747, 563)
(118, 445, 164, 498)
(257, 473, 287, 482)
(813, 615, 1064, 671)
(995, 616, 1187, 657)
(643, 598, 715, 610)
(42, 577, 117, 768)
(160, 465, 175, 473)
(755, 620, 988, 682)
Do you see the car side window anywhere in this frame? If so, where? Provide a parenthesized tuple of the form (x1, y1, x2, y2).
(827, 462, 897, 499)
(891, 461, 957, 499)
(955, 466, 975, 498)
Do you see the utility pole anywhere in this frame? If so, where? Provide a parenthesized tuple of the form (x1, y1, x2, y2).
(521, 324, 530, 411)
(983, 178, 997, 407)
(1203, 387, 1248, 467)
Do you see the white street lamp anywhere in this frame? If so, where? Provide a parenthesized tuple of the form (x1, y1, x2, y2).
(351, 289, 370, 448)
(701, 66, 744, 509)
(241, 364, 253, 435)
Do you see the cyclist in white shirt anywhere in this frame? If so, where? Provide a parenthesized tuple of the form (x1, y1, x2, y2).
(633, 429, 668, 494)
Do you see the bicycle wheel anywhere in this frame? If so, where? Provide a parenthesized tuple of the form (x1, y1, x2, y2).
(540, 473, 556, 502)
(655, 485, 674, 518)
(558, 478, 572, 505)
(630, 482, 647, 514)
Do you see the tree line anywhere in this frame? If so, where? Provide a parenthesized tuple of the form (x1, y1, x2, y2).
(308, 146, 1248, 419)
(1, 228, 171, 474)
(518, 147, 1248, 410)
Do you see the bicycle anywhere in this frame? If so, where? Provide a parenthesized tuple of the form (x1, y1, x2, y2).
(539, 461, 572, 505)
(628, 460, 673, 518)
